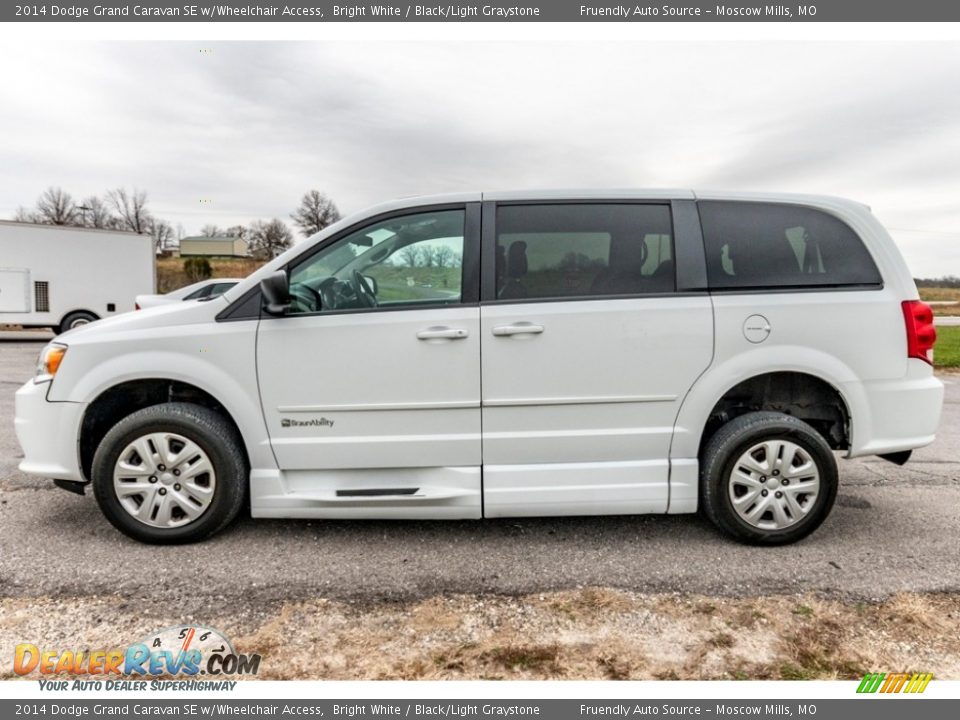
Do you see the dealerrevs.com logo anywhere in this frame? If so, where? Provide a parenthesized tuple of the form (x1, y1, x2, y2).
(14, 625, 260, 684)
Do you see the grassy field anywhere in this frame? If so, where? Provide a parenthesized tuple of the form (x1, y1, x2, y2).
(936, 326, 960, 368)
(919, 287, 960, 316)
(156, 257, 264, 293)
(4, 590, 959, 680)
(365, 265, 461, 302)
(919, 287, 960, 302)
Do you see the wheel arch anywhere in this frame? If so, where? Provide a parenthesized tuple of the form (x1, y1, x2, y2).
(671, 348, 864, 461)
(79, 378, 250, 482)
(699, 371, 851, 454)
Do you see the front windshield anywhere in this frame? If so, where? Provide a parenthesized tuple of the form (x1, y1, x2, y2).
(286, 209, 465, 314)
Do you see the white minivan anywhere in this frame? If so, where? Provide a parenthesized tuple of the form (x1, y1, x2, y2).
(14, 191, 944, 544)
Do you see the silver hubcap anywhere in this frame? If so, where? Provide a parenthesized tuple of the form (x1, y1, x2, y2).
(112, 432, 216, 529)
(728, 439, 821, 531)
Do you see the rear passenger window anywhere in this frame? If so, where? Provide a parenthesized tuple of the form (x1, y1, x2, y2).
(699, 201, 882, 290)
(495, 204, 675, 300)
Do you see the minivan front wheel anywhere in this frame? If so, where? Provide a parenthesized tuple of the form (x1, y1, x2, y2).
(92, 403, 247, 544)
(700, 411, 838, 545)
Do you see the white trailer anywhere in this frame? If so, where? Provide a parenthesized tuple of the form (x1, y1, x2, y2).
(0, 221, 154, 334)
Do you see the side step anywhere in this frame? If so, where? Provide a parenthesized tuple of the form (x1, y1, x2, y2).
(335, 488, 420, 498)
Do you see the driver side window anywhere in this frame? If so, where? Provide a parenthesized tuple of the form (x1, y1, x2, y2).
(287, 209, 465, 315)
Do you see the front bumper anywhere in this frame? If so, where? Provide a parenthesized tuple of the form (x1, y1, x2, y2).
(14, 380, 86, 482)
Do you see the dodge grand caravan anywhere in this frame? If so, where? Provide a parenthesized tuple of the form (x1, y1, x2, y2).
(14, 190, 944, 544)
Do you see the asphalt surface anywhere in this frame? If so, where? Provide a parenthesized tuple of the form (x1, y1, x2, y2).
(1, 333, 958, 609)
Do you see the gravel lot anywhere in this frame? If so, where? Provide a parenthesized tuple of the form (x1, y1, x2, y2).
(1, 334, 959, 612)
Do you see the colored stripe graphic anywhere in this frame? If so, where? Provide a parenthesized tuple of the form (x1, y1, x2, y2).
(857, 673, 885, 693)
(857, 672, 932, 694)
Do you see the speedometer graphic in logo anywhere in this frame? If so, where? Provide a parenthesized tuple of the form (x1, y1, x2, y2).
(129, 624, 260, 677)
(138, 625, 234, 658)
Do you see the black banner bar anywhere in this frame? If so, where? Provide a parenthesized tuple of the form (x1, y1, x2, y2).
(6, 1, 960, 23)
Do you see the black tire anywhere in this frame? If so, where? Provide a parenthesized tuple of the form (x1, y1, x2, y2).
(700, 411, 838, 545)
(59, 311, 98, 334)
(92, 403, 247, 544)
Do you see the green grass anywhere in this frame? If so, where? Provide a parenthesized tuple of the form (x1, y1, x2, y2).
(935, 326, 960, 368)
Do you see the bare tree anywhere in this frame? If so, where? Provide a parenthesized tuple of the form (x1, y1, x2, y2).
(223, 224, 247, 239)
(291, 190, 341, 237)
(150, 219, 175, 252)
(248, 219, 294, 260)
(108, 188, 152, 234)
(12, 206, 39, 223)
(79, 196, 116, 229)
(201, 223, 247, 238)
(431, 244, 455, 268)
(35, 186, 77, 225)
(397, 245, 421, 267)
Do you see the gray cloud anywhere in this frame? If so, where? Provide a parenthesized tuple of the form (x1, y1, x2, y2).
(1, 41, 958, 276)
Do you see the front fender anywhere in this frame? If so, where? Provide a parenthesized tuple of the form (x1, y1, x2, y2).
(49, 321, 275, 472)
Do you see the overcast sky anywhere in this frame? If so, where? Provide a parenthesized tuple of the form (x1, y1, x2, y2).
(1, 41, 958, 276)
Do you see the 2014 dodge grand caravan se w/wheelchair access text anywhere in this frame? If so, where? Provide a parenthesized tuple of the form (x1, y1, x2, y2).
(15, 190, 944, 545)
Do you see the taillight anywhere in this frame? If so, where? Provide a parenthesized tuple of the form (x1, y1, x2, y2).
(902, 300, 936, 364)
(135, 303, 141, 311)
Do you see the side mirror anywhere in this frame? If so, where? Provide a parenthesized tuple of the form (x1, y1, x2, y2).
(363, 275, 378, 295)
(260, 270, 290, 316)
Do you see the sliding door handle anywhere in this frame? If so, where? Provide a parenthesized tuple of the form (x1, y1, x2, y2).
(417, 326, 469, 340)
(492, 322, 545, 337)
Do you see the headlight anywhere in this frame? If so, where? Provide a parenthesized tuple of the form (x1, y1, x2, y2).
(35, 343, 68, 384)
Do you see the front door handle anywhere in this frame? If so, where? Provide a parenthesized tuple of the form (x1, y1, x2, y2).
(492, 322, 545, 337)
(416, 326, 469, 340)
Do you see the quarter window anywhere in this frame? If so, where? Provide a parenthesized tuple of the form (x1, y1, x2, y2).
(698, 201, 882, 290)
(495, 204, 675, 300)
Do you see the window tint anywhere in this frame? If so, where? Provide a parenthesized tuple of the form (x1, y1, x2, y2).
(495, 204, 675, 300)
(699, 201, 882, 290)
(287, 209, 464, 314)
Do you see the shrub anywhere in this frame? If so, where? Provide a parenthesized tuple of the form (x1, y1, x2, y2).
(183, 257, 212, 282)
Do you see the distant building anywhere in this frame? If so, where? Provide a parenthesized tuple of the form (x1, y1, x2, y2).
(179, 236, 248, 258)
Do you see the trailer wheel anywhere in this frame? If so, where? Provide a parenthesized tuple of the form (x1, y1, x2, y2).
(59, 311, 98, 334)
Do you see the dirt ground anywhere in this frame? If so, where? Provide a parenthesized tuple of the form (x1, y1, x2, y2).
(3, 589, 958, 681)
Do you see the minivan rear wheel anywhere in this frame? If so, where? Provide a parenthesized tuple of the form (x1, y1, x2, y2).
(700, 411, 838, 545)
(92, 403, 247, 544)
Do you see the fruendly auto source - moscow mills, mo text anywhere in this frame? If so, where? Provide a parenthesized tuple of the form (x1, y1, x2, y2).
(13, 3, 816, 20)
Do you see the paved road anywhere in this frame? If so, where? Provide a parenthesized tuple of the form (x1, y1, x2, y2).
(935, 316, 960, 326)
(1, 336, 958, 610)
